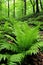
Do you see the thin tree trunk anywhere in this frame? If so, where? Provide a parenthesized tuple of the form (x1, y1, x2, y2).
(0, 1, 2, 10)
(40, 0, 43, 10)
(22, 8, 24, 16)
(8, 0, 10, 17)
(33, 5, 35, 13)
(0, 0, 2, 15)
(13, 0, 15, 17)
(36, 0, 39, 13)
(24, 0, 26, 15)
(30, 0, 35, 13)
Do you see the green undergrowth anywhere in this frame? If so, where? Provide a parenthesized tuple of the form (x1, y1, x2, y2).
(19, 12, 43, 21)
(18, 12, 43, 31)
(0, 17, 43, 65)
(28, 21, 43, 31)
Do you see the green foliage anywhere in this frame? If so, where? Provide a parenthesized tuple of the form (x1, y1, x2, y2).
(14, 22, 39, 51)
(9, 53, 25, 65)
(0, 0, 43, 65)
(26, 41, 43, 55)
(0, 20, 43, 65)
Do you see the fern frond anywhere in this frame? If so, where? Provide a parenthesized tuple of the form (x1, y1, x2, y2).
(14, 22, 39, 51)
(26, 42, 43, 55)
(9, 53, 25, 65)
(0, 40, 18, 53)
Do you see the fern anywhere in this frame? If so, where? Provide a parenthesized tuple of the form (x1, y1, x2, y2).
(8, 22, 43, 65)
(14, 22, 39, 51)
(0, 40, 18, 53)
(0, 21, 43, 65)
(8, 53, 25, 65)
(26, 41, 43, 55)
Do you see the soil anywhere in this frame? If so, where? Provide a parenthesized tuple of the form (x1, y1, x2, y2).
(39, 31, 43, 41)
(22, 52, 43, 65)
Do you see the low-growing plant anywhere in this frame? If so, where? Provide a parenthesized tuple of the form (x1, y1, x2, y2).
(0, 21, 43, 65)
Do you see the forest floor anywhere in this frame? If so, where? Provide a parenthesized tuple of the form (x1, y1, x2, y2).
(19, 12, 43, 41)
(20, 12, 43, 65)
(0, 12, 43, 65)
(19, 12, 43, 21)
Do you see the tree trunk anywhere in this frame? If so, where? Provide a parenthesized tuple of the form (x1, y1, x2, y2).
(8, 0, 10, 17)
(40, 0, 43, 10)
(13, 0, 15, 17)
(0, 0, 2, 15)
(36, 0, 39, 13)
(0, 1, 2, 10)
(30, 0, 35, 13)
(33, 5, 35, 13)
(24, 0, 26, 15)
